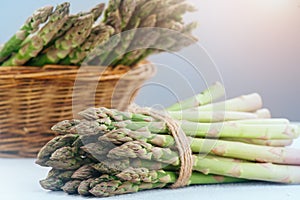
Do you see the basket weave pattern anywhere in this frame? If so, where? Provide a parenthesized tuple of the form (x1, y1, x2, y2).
(0, 62, 155, 157)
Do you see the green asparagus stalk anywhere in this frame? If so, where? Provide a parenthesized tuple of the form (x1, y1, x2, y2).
(89, 177, 165, 197)
(50, 3, 105, 44)
(193, 155, 300, 183)
(89, 170, 243, 197)
(2, 3, 70, 66)
(100, 126, 293, 149)
(116, 15, 160, 66)
(40, 168, 75, 191)
(52, 108, 298, 140)
(27, 14, 94, 66)
(104, 0, 122, 34)
(186, 93, 263, 112)
(167, 82, 225, 111)
(222, 138, 293, 147)
(107, 141, 300, 183)
(111, 154, 300, 184)
(103, 19, 141, 66)
(62, 180, 82, 194)
(107, 138, 300, 165)
(119, 0, 137, 29)
(0, 5, 54, 63)
(156, 2, 197, 22)
(56, 168, 243, 197)
(77, 175, 116, 196)
(117, 167, 245, 185)
(60, 24, 114, 65)
(36, 134, 79, 166)
(71, 164, 99, 180)
(115, 120, 299, 140)
(168, 109, 271, 123)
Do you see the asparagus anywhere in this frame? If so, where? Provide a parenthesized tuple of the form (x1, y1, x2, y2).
(166, 82, 225, 111)
(193, 155, 300, 183)
(186, 93, 263, 112)
(40, 178, 65, 191)
(116, 15, 159, 66)
(222, 138, 293, 147)
(60, 24, 114, 65)
(52, 108, 298, 140)
(62, 180, 82, 194)
(89, 170, 243, 197)
(119, 0, 137, 29)
(50, 3, 105, 44)
(0, 5, 53, 63)
(2, 3, 70, 66)
(103, 18, 141, 66)
(168, 109, 271, 123)
(115, 120, 299, 140)
(77, 175, 116, 196)
(106, 141, 300, 183)
(36, 134, 79, 166)
(107, 138, 300, 165)
(113, 155, 300, 184)
(117, 167, 245, 185)
(40, 168, 75, 191)
(104, 0, 122, 34)
(156, 2, 197, 22)
(71, 164, 99, 180)
(27, 14, 94, 66)
(89, 178, 165, 197)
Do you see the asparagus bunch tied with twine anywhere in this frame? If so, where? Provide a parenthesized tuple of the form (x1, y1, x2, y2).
(1, 0, 197, 67)
(37, 82, 300, 197)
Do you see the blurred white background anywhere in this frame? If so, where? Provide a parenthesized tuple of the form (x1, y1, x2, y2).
(1, 0, 300, 120)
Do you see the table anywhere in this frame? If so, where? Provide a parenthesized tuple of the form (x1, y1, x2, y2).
(1, 131, 300, 200)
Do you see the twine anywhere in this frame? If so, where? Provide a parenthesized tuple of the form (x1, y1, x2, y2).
(128, 104, 193, 188)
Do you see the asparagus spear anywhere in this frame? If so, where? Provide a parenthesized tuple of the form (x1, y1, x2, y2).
(194, 155, 300, 183)
(107, 138, 300, 165)
(186, 93, 263, 112)
(104, 0, 122, 34)
(168, 109, 271, 123)
(0, 5, 53, 63)
(2, 3, 70, 66)
(53, 108, 299, 140)
(71, 164, 100, 180)
(222, 138, 293, 147)
(119, 0, 137, 29)
(36, 134, 79, 166)
(89, 170, 243, 197)
(117, 167, 245, 185)
(50, 3, 105, 44)
(166, 82, 225, 111)
(40, 169, 75, 191)
(156, 2, 197, 22)
(27, 14, 94, 66)
(60, 24, 114, 65)
(62, 180, 82, 194)
(107, 141, 300, 183)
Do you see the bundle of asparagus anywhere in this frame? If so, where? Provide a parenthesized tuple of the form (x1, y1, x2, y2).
(36, 82, 300, 197)
(0, 0, 197, 67)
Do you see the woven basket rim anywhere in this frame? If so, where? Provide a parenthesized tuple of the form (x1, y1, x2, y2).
(0, 60, 156, 80)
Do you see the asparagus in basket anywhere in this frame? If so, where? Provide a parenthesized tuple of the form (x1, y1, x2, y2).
(0, 5, 54, 63)
(1, 3, 70, 66)
(0, 1, 198, 67)
(27, 14, 94, 66)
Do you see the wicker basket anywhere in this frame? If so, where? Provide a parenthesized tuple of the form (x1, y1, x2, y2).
(0, 61, 156, 158)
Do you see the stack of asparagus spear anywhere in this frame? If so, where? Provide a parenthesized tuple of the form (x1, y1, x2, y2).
(0, 0, 197, 67)
(36, 82, 300, 197)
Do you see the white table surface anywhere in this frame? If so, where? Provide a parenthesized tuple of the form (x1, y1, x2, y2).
(1, 132, 300, 200)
